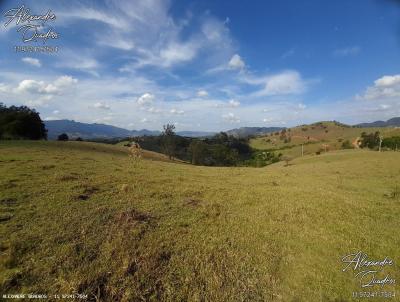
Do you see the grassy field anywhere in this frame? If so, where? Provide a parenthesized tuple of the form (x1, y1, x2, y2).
(0, 141, 399, 301)
(250, 122, 400, 158)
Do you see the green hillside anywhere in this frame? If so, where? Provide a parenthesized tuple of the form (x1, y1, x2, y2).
(0, 141, 399, 301)
(250, 121, 400, 158)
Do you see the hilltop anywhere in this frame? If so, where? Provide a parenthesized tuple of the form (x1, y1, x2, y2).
(250, 120, 400, 158)
(0, 141, 399, 301)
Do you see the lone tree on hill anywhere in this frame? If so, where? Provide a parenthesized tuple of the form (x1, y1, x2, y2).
(162, 124, 176, 159)
(57, 133, 69, 141)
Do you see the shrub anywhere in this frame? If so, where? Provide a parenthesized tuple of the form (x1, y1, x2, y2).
(341, 140, 353, 149)
(57, 133, 69, 141)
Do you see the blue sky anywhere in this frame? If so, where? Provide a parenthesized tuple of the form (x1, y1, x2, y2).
(0, 0, 400, 131)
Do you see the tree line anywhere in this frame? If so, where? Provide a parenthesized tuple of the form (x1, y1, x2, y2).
(360, 131, 400, 151)
(121, 124, 281, 167)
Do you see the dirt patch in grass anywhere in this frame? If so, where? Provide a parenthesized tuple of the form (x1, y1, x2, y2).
(114, 209, 154, 225)
(0, 214, 13, 222)
(72, 185, 100, 201)
(0, 198, 18, 206)
(41, 164, 56, 170)
(184, 198, 202, 207)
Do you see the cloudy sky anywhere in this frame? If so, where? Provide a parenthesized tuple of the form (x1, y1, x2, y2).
(0, 0, 400, 131)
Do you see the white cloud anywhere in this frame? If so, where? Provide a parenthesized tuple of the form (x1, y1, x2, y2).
(93, 102, 111, 110)
(228, 99, 240, 107)
(53, 110, 60, 115)
(170, 108, 185, 115)
(15, 76, 78, 96)
(60, 1, 234, 71)
(53, 76, 78, 88)
(333, 46, 361, 57)
(159, 41, 199, 67)
(0, 83, 10, 93)
(298, 103, 307, 110)
(214, 99, 240, 108)
(228, 54, 245, 70)
(222, 112, 240, 123)
(357, 74, 400, 100)
(141, 117, 149, 123)
(22, 57, 41, 67)
(375, 75, 400, 87)
(137, 93, 155, 106)
(244, 70, 307, 96)
(146, 106, 162, 114)
(16, 80, 46, 94)
(197, 90, 209, 97)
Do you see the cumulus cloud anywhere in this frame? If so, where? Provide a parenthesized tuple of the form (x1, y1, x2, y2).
(21, 57, 41, 67)
(228, 54, 245, 70)
(197, 90, 209, 97)
(222, 112, 240, 123)
(357, 74, 400, 100)
(137, 93, 155, 106)
(15, 76, 78, 95)
(93, 102, 111, 110)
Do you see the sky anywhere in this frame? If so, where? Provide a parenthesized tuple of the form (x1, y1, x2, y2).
(0, 0, 400, 131)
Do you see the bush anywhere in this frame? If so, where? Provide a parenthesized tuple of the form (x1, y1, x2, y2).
(341, 140, 353, 149)
(382, 136, 400, 150)
(57, 133, 69, 141)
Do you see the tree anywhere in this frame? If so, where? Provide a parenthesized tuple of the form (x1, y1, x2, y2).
(76, 137, 83, 141)
(161, 124, 176, 159)
(57, 133, 69, 141)
(360, 131, 380, 149)
(0, 103, 47, 140)
(188, 140, 208, 165)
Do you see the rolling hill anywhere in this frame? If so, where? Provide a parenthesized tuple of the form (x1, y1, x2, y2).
(0, 141, 398, 301)
(226, 126, 285, 138)
(250, 120, 400, 158)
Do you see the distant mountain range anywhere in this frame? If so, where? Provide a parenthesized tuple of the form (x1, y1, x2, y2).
(45, 117, 400, 140)
(45, 120, 284, 140)
(355, 117, 400, 128)
(45, 120, 218, 140)
(226, 127, 284, 138)
(45, 120, 160, 140)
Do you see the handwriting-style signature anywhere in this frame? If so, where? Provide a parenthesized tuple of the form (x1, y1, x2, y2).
(342, 251, 396, 288)
(3, 5, 59, 43)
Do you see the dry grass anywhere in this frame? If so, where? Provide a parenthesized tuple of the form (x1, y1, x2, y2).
(0, 141, 399, 301)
